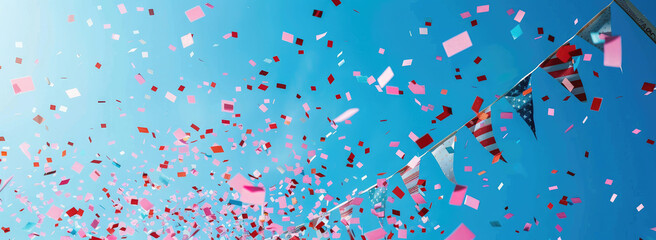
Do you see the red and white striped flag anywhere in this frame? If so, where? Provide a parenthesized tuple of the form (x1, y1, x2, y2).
(539, 43, 587, 102)
(339, 198, 362, 240)
(400, 161, 420, 195)
(339, 197, 362, 223)
(465, 108, 505, 163)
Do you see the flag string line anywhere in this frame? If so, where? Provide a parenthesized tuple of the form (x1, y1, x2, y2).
(271, 1, 614, 238)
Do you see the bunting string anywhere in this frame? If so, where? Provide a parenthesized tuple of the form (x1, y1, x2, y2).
(268, 1, 628, 238)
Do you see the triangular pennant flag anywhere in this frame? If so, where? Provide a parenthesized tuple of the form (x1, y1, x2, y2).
(577, 6, 611, 51)
(540, 44, 587, 102)
(465, 108, 506, 163)
(430, 134, 457, 184)
(400, 157, 428, 205)
(368, 185, 387, 217)
(339, 198, 361, 240)
(400, 161, 420, 195)
(339, 197, 363, 224)
(504, 75, 536, 136)
(339, 202, 355, 224)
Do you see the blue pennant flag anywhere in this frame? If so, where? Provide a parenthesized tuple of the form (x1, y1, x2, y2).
(368, 186, 387, 217)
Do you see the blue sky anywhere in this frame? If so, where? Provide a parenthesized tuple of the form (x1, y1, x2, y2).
(0, 0, 655, 239)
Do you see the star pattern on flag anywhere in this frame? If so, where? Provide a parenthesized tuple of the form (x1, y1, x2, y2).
(368, 186, 387, 212)
(504, 75, 536, 136)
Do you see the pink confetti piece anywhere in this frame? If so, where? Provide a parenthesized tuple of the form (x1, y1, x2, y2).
(386, 86, 400, 95)
(89, 170, 101, 181)
(584, 53, 592, 61)
(562, 78, 575, 91)
(443, 31, 473, 57)
(259, 104, 268, 112)
(514, 10, 525, 22)
(46, 205, 64, 220)
(364, 228, 386, 240)
(165, 92, 177, 102)
(565, 124, 574, 133)
(181, 33, 194, 48)
(449, 185, 467, 206)
(500, 112, 513, 119)
(408, 82, 425, 94)
(604, 36, 622, 68)
(411, 194, 427, 204)
(398, 229, 407, 239)
(72, 162, 84, 174)
(464, 195, 480, 210)
(605, 179, 613, 185)
(11, 76, 35, 94)
(460, 12, 471, 19)
(446, 223, 475, 240)
(476, 5, 489, 13)
(117, 4, 127, 14)
(282, 32, 294, 43)
(140, 198, 154, 210)
(135, 74, 145, 84)
(185, 6, 205, 22)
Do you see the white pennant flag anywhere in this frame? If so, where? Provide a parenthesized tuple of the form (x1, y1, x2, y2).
(431, 135, 457, 184)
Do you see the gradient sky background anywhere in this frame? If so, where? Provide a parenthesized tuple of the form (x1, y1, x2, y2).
(0, 0, 655, 239)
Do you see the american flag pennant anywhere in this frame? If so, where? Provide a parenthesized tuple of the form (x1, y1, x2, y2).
(576, 6, 612, 51)
(540, 43, 587, 102)
(504, 75, 536, 137)
(430, 134, 457, 184)
(368, 185, 387, 217)
(465, 108, 506, 163)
